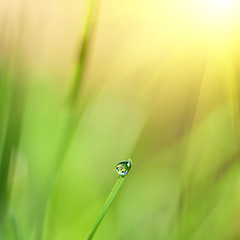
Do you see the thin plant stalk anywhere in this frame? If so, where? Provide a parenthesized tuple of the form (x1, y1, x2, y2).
(87, 176, 125, 240)
(87, 159, 132, 240)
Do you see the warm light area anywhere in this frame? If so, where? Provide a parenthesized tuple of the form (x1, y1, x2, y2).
(207, 0, 236, 21)
(210, 0, 235, 10)
(191, 0, 238, 35)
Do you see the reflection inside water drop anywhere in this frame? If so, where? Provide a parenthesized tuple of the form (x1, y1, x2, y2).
(115, 159, 132, 176)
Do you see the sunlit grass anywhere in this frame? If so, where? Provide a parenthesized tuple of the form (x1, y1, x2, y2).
(0, 0, 240, 239)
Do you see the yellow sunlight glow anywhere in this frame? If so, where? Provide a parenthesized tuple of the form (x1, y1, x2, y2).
(208, 0, 236, 20)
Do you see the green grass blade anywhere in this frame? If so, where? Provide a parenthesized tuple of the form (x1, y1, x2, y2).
(69, 0, 100, 105)
(87, 159, 132, 240)
(87, 176, 125, 240)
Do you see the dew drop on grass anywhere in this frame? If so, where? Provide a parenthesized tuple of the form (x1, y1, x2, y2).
(115, 159, 132, 176)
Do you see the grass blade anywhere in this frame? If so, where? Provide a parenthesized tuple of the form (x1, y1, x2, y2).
(87, 159, 132, 240)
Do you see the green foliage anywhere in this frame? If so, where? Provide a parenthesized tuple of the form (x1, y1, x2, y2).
(87, 159, 132, 240)
(1, 0, 240, 240)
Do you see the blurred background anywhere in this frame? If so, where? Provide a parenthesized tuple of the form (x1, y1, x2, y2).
(0, 0, 240, 239)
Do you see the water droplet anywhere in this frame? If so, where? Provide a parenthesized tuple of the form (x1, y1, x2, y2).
(115, 159, 132, 176)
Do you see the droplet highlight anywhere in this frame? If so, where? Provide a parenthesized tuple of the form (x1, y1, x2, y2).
(115, 159, 132, 176)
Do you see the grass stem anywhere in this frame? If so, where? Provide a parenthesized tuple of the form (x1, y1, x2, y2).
(86, 176, 125, 240)
(87, 159, 132, 240)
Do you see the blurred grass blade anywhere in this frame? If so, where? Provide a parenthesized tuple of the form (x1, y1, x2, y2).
(35, 1, 101, 239)
(0, 74, 26, 227)
(69, 0, 101, 105)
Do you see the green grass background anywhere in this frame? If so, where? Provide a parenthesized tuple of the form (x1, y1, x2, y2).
(1, 0, 240, 239)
